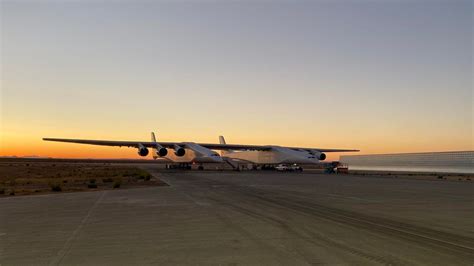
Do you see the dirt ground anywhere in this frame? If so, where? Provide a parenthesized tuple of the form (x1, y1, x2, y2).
(0, 158, 471, 197)
(0, 160, 167, 196)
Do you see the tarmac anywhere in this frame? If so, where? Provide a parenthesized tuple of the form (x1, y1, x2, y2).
(1, 165, 473, 265)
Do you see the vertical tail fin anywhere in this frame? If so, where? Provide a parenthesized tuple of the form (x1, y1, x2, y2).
(219, 136, 231, 156)
(219, 135, 226, 144)
(151, 132, 158, 159)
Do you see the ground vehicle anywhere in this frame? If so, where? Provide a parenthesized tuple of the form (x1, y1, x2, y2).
(289, 164, 303, 172)
(275, 164, 289, 171)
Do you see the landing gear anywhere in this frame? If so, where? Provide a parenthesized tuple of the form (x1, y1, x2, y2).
(261, 165, 276, 170)
(324, 167, 336, 174)
(166, 163, 192, 170)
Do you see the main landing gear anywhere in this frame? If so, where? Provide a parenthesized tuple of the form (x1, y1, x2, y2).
(166, 163, 192, 170)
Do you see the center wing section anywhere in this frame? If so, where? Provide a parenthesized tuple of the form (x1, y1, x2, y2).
(194, 143, 272, 151)
(295, 148, 360, 153)
(196, 143, 358, 153)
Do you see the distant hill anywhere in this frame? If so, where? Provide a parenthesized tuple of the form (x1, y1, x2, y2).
(0, 155, 52, 159)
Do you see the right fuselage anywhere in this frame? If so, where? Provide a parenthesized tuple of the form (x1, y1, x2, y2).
(222, 146, 320, 165)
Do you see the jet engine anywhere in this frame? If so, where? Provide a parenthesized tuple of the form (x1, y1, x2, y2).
(174, 145, 185, 157)
(137, 144, 149, 157)
(156, 147, 168, 157)
(312, 151, 326, 160)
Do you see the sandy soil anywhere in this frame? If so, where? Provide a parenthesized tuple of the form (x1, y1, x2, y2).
(0, 160, 167, 196)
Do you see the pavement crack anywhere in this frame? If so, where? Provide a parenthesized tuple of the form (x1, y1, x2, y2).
(49, 191, 107, 266)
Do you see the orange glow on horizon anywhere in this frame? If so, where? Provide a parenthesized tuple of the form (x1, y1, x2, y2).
(2, 130, 472, 162)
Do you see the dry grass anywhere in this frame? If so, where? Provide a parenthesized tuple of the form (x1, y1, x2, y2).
(0, 160, 166, 197)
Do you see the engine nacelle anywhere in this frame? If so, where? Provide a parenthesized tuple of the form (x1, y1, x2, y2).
(137, 144, 149, 157)
(138, 147, 149, 157)
(156, 147, 168, 157)
(312, 151, 326, 160)
(174, 145, 185, 157)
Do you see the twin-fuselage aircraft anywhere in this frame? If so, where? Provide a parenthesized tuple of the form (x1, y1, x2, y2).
(43, 132, 359, 170)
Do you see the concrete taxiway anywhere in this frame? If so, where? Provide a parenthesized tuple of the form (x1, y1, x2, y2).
(1, 166, 473, 265)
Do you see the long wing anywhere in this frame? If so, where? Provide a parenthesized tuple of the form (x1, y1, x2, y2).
(43, 138, 179, 148)
(43, 138, 358, 152)
(42, 138, 273, 150)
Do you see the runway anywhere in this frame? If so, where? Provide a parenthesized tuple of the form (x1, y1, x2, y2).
(1, 165, 473, 265)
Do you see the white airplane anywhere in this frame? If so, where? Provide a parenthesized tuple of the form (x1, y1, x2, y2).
(43, 132, 359, 170)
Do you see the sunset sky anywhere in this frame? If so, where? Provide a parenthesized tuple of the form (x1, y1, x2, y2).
(1, 0, 472, 160)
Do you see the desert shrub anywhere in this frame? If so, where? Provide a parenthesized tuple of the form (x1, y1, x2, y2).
(5, 180, 16, 186)
(0, 187, 5, 195)
(87, 179, 97, 188)
(137, 170, 152, 180)
(49, 182, 62, 192)
(437, 175, 443, 179)
(113, 180, 122, 188)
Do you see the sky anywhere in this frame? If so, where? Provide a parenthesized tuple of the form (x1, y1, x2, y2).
(0, 0, 472, 160)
